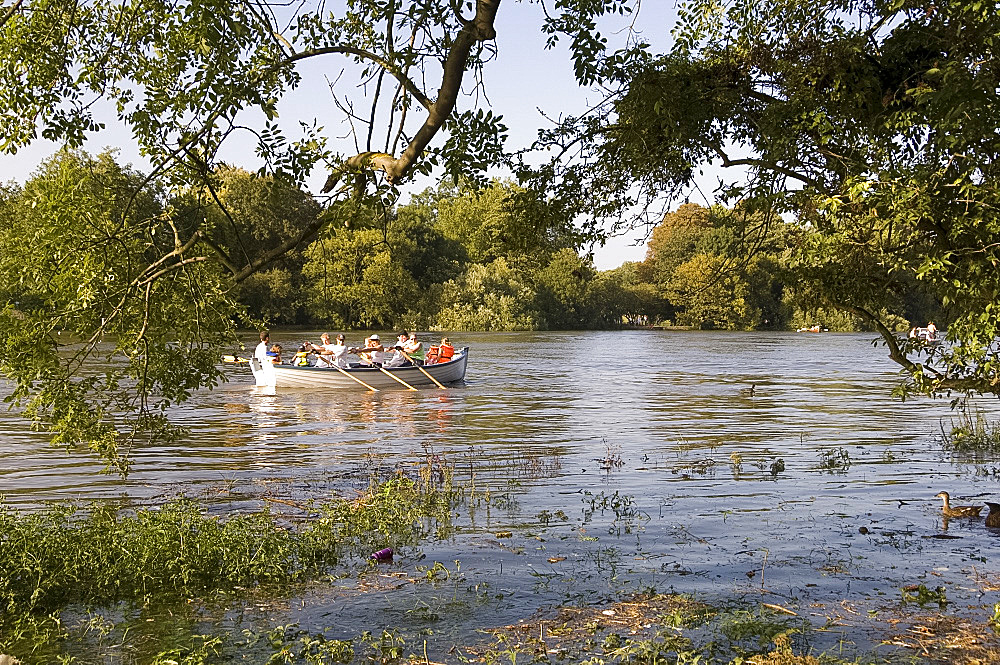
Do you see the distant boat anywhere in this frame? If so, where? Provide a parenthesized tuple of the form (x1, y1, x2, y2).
(248, 347, 469, 390)
(910, 328, 942, 345)
(796, 325, 827, 333)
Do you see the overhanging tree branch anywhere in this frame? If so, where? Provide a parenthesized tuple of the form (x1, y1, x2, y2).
(324, 0, 502, 188)
(840, 303, 1000, 396)
(707, 142, 823, 189)
(282, 46, 432, 111)
(231, 214, 330, 283)
(0, 0, 25, 29)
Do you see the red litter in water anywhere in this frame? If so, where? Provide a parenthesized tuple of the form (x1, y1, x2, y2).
(371, 547, 393, 561)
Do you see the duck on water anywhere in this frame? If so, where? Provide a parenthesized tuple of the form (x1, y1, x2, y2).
(935, 491, 983, 518)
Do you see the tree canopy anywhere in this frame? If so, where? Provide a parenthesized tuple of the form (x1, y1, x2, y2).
(528, 0, 1000, 397)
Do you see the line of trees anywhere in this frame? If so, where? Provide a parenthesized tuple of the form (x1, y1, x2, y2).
(3, 150, 941, 338)
(632, 203, 936, 332)
(0, 151, 636, 339)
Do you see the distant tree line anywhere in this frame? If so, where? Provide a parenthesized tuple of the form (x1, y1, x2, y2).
(632, 203, 940, 332)
(2, 151, 945, 335)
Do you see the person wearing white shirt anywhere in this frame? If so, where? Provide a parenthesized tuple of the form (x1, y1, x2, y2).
(254, 331, 270, 364)
(383, 332, 410, 368)
(358, 334, 386, 366)
(309, 332, 349, 368)
(328, 334, 350, 368)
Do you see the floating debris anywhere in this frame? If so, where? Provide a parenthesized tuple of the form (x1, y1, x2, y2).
(370, 547, 394, 561)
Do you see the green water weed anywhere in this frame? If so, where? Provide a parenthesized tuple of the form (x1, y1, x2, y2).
(149, 634, 225, 665)
(580, 490, 649, 536)
(661, 602, 716, 630)
(251, 625, 354, 665)
(0, 476, 460, 657)
(358, 630, 405, 665)
(0, 499, 299, 613)
(941, 404, 1000, 454)
(751, 457, 785, 478)
(901, 584, 947, 607)
(603, 632, 697, 663)
(415, 560, 454, 583)
(716, 608, 805, 654)
(817, 448, 852, 473)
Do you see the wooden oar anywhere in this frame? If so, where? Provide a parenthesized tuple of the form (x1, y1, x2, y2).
(398, 350, 447, 389)
(376, 363, 418, 391)
(330, 364, 379, 392)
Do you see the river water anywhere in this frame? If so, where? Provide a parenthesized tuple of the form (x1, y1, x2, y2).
(3, 330, 1000, 658)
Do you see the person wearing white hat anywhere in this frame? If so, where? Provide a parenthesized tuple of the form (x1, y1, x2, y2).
(352, 334, 386, 366)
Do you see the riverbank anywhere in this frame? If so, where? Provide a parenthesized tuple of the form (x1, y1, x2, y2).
(3, 470, 1000, 664)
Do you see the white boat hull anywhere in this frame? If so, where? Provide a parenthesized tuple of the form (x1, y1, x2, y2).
(249, 347, 469, 390)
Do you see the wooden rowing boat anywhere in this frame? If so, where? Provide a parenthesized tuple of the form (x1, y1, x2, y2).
(249, 347, 469, 389)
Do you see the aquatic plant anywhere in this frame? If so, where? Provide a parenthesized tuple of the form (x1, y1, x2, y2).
(744, 634, 820, 665)
(357, 630, 405, 665)
(729, 452, 744, 476)
(901, 584, 948, 608)
(816, 447, 852, 473)
(599, 438, 624, 471)
(941, 405, 1000, 454)
(0, 475, 460, 658)
(150, 634, 226, 665)
(751, 456, 785, 478)
(717, 608, 806, 654)
(580, 490, 649, 536)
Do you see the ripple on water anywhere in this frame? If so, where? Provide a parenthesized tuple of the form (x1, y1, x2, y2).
(3, 331, 1000, 655)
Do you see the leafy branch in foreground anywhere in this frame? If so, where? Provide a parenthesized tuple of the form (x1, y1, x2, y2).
(0, 151, 240, 473)
(522, 0, 1000, 398)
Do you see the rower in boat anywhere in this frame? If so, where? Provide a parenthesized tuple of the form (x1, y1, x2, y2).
(351, 334, 387, 366)
(248, 334, 469, 389)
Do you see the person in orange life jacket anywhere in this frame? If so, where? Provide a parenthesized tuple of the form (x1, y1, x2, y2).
(437, 337, 455, 363)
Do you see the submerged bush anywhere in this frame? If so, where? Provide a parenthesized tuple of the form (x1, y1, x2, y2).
(0, 476, 458, 620)
(941, 405, 1000, 454)
(0, 500, 297, 612)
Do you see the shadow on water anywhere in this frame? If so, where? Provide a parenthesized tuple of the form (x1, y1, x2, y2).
(3, 330, 1000, 659)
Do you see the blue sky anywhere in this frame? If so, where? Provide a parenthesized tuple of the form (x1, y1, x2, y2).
(0, 1, 679, 269)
